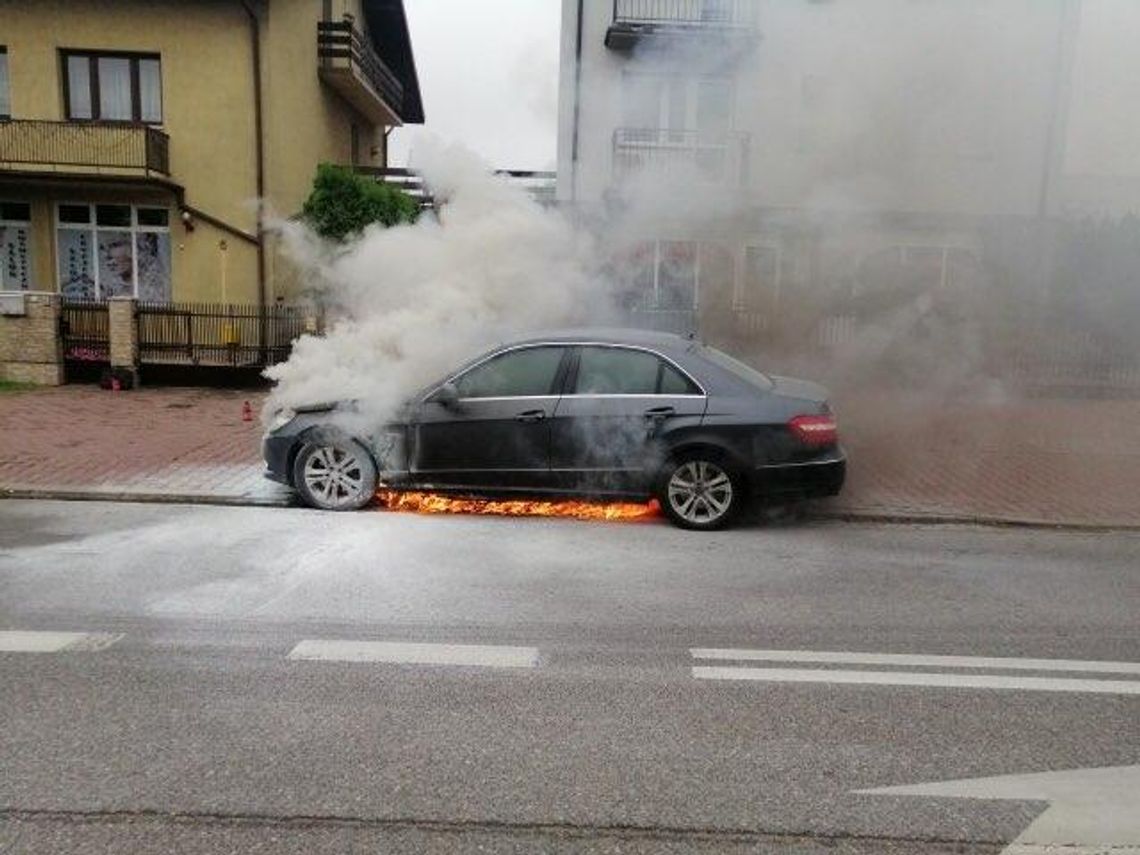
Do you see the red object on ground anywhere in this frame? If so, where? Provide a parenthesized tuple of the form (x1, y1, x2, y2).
(111, 377, 121, 393)
(241, 400, 253, 422)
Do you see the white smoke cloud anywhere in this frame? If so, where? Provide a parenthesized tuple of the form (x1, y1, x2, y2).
(264, 140, 616, 429)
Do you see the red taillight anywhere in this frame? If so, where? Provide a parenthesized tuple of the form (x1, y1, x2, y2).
(788, 413, 838, 447)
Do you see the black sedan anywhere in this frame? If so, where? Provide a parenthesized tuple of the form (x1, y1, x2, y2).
(263, 329, 845, 529)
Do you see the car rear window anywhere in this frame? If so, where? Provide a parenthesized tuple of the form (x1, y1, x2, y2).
(698, 346, 774, 390)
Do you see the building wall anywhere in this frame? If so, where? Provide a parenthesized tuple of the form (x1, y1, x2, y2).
(0, 0, 388, 305)
(261, 0, 382, 300)
(559, 0, 1079, 218)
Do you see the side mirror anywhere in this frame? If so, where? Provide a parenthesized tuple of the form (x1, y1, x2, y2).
(430, 382, 460, 408)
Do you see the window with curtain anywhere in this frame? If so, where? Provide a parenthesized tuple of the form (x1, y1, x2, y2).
(0, 48, 11, 118)
(63, 51, 162, 123)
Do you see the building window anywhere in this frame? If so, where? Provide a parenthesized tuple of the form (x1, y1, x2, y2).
(0, 47, 10, 119)
(736, 245, 784, 312)
(62, 51, 162, 123)
(56, 203, 171, 301)
(624, 240, 699, 311)
(0, 201, 32, 290)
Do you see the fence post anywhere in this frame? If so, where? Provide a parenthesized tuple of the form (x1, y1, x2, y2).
(108, 297, 140, 387)
(0, 292, 64, 385)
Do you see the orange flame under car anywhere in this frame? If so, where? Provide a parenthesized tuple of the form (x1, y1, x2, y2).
(376, 490, 660, 522)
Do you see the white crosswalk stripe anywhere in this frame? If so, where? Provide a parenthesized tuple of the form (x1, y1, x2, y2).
(288, 640, 539, 668)
(0, 631, 123, 653)
(691, 648, 1140, 695)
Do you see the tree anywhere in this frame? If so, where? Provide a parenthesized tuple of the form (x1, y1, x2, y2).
(300, 163, 418, 241)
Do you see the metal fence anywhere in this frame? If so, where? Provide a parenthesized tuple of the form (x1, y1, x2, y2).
(136, 302, 313, 368)
(612, 128, 749, 186)
(612, 0, 759, 27)
(0, 120, 170, 176)
(59, 300, 110, 363)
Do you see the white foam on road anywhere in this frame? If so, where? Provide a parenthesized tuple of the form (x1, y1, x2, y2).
(690, 648, 1140, 675)
(0, 631, 123, 653)
(692, 666, 1140, 695)
(288, 640, 539, 668)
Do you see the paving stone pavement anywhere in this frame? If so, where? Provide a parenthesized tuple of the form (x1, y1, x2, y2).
(2, 385, 1138, 527)
(0, 386, 289, 505)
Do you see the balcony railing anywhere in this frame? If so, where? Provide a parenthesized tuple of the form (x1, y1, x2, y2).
(612, 128, 749, 186)
(0, 120, 170, 176)
(607, 0, 759, 49)
(356, 167, 558, 208)
(318, 17, 405, 122)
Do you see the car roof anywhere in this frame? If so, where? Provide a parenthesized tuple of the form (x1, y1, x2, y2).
(503, 327, 697, 351)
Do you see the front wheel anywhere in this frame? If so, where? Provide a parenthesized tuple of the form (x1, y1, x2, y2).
(656, 454, 743, 530)
(293, 439, 378, 511)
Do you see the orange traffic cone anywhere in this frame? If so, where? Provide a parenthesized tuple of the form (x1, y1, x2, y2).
(241, 400, 253, 422)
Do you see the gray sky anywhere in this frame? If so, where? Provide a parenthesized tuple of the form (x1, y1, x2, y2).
(388, 0, 561, 172)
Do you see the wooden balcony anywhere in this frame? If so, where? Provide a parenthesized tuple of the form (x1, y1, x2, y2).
(0, 120, 170, 178)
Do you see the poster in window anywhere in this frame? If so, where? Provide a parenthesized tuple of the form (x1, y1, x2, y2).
(1, 225, 30, 290)
(135, 232, 171, 302)
(58, 229, 96, 299)
(98, 230, 134, 298)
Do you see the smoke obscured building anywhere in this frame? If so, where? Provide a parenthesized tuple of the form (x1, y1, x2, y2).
(557, 0, 1140, 386)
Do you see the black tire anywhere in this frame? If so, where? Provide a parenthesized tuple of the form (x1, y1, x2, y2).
(655, 451, 744, 531)
(292, 438, 378, 511)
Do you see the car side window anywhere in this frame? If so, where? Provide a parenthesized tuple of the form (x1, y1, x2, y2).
(575, 347, 659, 394)
(454, 346, 565, 398)
(660, 361, 701, 395)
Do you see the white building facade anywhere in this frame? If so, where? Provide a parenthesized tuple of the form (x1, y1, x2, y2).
(556, 0, 1140, 377)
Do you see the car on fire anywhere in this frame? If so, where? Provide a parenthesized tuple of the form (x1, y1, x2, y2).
(262, 329, 845, 530)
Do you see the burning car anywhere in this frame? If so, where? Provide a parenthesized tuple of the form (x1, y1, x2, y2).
(262, 329, 845, 530)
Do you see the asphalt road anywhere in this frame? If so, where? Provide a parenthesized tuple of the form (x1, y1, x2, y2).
(1, 499, 1138, 854)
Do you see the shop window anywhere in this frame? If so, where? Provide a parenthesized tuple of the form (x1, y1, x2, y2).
(57, 203, 171, 301)
(0, 201, 31, 291)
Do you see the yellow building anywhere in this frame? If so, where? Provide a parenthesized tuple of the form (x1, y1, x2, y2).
(0, 0, 424, 305)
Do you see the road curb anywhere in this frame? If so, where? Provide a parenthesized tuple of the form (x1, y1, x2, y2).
(806, 506, 1140, 533)
(0, 487, 294, 509)
(3, 488, 1137, 532)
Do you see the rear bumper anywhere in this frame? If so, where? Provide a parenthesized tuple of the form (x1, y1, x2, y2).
(752, 450, 846, 500)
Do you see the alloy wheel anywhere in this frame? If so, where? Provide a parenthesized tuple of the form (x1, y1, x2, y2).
(666, 460, 734, 526)
(302, 445, 368, 509)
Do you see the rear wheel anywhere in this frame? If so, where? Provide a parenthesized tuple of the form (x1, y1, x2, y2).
(657, 453, 743, 531)
(293, 439, 377, 511)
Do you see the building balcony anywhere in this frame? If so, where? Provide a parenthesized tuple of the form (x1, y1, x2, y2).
(612, 128, 750, 187)
(0, 120, 170, 178)
(318, 15, 406, 125)
(605, 0, 760, 51)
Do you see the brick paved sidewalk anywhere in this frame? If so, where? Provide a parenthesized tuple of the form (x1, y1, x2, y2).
(0, 386, 288, 505)
(2, 385, 1138, 527)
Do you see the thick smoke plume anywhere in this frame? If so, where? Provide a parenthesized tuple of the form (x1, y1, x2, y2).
(265, 142, 614, 428)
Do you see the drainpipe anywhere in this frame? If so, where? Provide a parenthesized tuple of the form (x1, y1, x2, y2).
(569, 0, 584, 204)
(241, 0, 268, 360)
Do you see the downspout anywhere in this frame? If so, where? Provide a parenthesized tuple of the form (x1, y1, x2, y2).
(569, 0, 584, 204)
(240, 0, 266, 357)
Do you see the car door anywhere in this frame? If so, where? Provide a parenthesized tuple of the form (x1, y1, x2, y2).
(549, 345, 706, 494)
(410, 345, 570, 489)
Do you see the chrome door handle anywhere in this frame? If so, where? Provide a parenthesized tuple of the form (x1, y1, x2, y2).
(644, 406, 676, 419)
(515, 409, 546, 423)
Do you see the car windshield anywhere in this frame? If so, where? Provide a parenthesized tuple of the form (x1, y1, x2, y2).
(698, 346, 774, 390)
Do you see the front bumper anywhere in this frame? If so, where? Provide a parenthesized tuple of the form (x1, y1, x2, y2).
(261, 434, 296, 486)
(752, 449, 846, 500)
